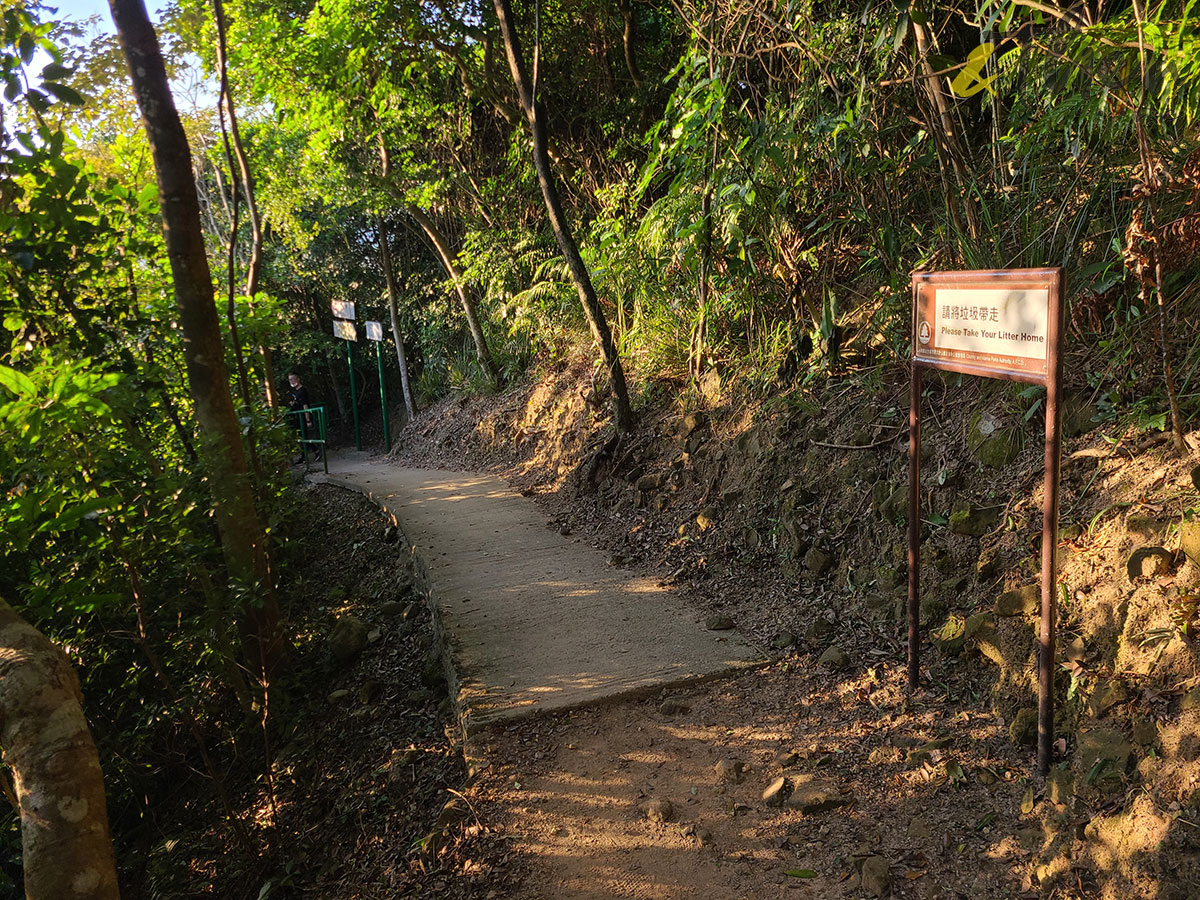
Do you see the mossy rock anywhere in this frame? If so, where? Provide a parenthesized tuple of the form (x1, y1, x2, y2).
(1178, 521, 1200, 567)
(932, 614, 968, 655)
(995, 584, 1040, 617)
(968, 410, 1019, 468)
(1009, 707, 1038, 746)
(948, 504, 1000, 536)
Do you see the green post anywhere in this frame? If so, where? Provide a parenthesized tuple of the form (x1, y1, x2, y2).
(376, 340, 390, 452)
(346, 339, 361, 451)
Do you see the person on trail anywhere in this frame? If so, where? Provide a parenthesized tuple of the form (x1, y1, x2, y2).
(287, 372, 320, 462)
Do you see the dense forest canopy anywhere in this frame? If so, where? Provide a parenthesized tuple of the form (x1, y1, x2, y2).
(1, 0, 1198, 893)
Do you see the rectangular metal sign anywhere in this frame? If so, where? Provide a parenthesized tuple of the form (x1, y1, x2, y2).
(365, 320, 383, 342)
(908, 266, 1064, 777)
(913, 269, 1062, 383)
(333, 319, 357, 341)
(331, 300, 356, 321)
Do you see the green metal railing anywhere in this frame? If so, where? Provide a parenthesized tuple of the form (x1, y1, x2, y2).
(285, 405, 328, 474)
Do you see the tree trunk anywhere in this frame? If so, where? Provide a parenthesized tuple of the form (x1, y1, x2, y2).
(109, 0, 281, 680)
(492, 0, 635, 431)
(406, 205, 500, 387)
(910, 18, 979, 246)
(619, 0, 643, 89)
(376, 214, 417, 419)
(0, 597, 119, 900)
(213, 0, 278, 408)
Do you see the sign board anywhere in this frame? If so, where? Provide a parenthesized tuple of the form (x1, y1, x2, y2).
(912, 269, 1062, 383)
(331, 300, 356, 321)
(365, 320, 383, 342)
(908, 266, 1064, 776)
(333, 319, 357, 341)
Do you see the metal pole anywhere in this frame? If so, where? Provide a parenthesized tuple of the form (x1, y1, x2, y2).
(346, 339, 362, 451)
(1038, 279, 1064, 775)
(908, 364, 923, 691)
(376, 340, 390, 452)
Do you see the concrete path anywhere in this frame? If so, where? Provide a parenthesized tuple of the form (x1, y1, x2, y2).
(310, 455, 764, 734)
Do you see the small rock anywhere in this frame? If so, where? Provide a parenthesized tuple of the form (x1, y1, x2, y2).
(1181, 520, 1200, 566)
(714, 759, 745, 783)
(948, 504, 1000, 536)
(1131, 716, 1158, 747)
(643, 798, 675, 822)
(1076, 727, 1132, 779)
(637, 474, 659, 493)
(785, 776, 852, 813)
(1060, 522, 1084, 541)
(383, 524, 399, 543)
(559, 524, 572, 536)
(680, 411, 708, 437)
(380, 600, 407, 616)
(1010, 707, 1038, 747)
(969, 410, 1018, 468)
(1182, 686, 1200, 712)
(859, 855, 891, 897)
(816, 646, 851, 670)
(696, 505, 718, 530)
(1047, 766, 1073, 806)
(805, 617, 834, 641)
(963, 611, 994, 640)
(705, 615, 735, 631)
(931, 614, 968, 655)
(773, 749, 800, 768)
(770, 630, 796, 651)
(328, 615, 369, 665)
(762, 776, 789, 807)
(995, 584, 1040, 617)
(803, 547, 831, 574)
(1126, 546, 1174, 580)
(358, 680, 380, 703)
(367, 627, 382, 644)
(659, 698, 691, 716)
(1087, 680, 1129, 718)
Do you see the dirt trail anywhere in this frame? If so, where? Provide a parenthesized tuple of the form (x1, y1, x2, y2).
(474, 663, 1035, 900)
(311, 457, 763, 734)
(311, 453, 1043, 900)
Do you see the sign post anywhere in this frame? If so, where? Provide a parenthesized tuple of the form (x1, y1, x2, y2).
(909, 268, 1064, 775)
(331, 302, 361, 451)
(365, 321, 389, 451)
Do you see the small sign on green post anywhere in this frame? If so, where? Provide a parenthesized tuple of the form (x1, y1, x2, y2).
(365, 320, 389, 451)
(331, 302, 361, 451)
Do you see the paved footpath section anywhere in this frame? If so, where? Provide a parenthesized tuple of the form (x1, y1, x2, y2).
(312, 456, 764, 734)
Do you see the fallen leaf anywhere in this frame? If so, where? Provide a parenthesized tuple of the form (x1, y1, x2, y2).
(1020, 785, 1036, 815)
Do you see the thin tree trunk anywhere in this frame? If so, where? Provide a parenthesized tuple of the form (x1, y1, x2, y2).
(493, 0, 635, 431)
(376, 214, 417, 419)
(619, 0, 643, 89)
(109, 0, 281, 679)
(0, 596, 119, 900)
(911, 18, 979, 245)
(405, 205, 501, 387)
(213, 0, 278, 408)
(1130, 0, 1186, 453)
